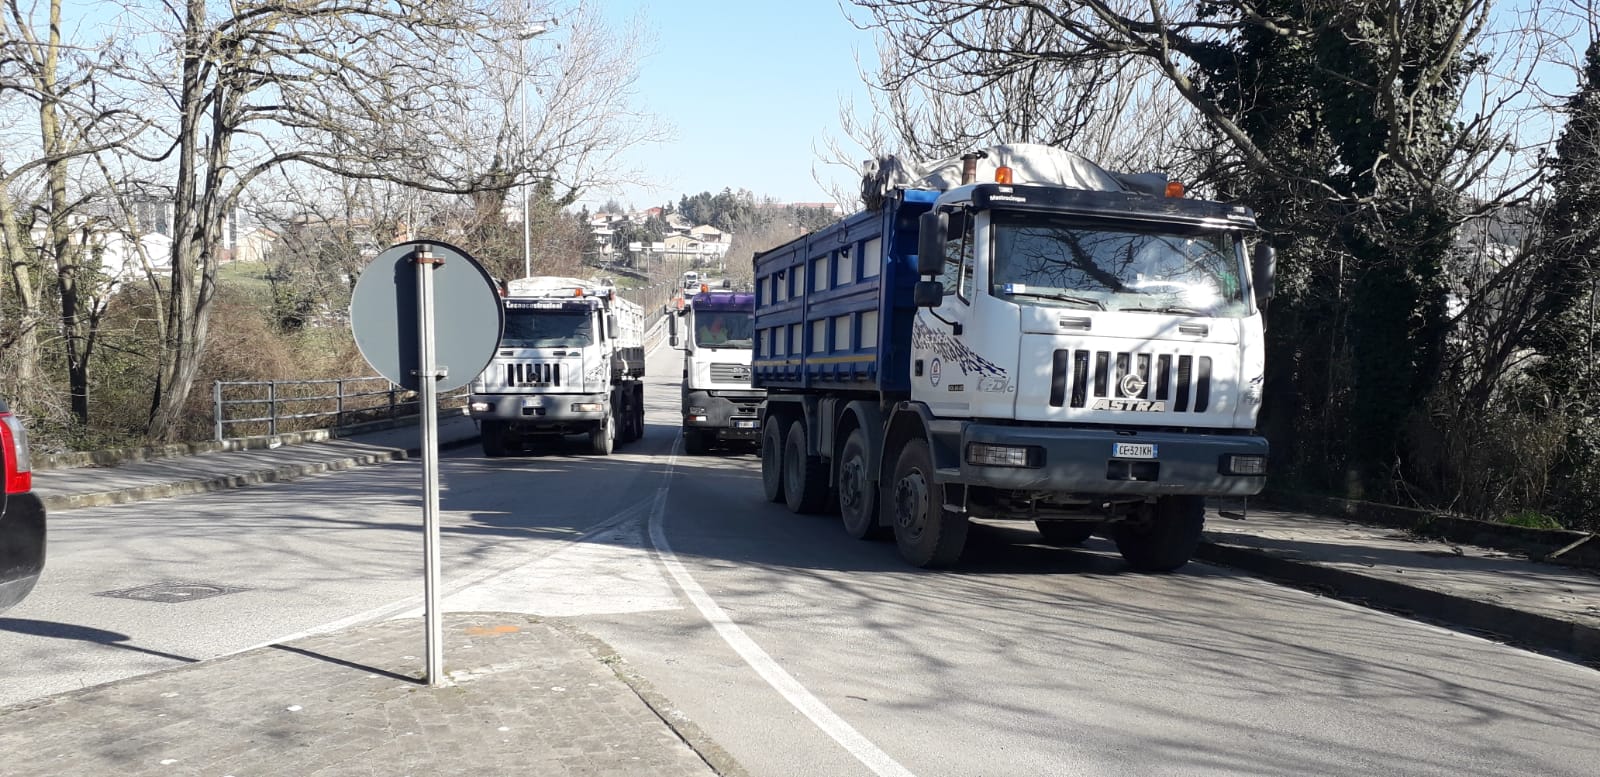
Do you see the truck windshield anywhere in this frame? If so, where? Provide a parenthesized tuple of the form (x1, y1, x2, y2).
(501, 310, 593, 348)
(990, 212, 1248, 317)
(691, 311, 754, 349)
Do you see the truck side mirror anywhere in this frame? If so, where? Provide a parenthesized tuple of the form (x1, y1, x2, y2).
(667, 311, 680, 348)
(914, 280, 944, 307)
(606, 313, 618, 338)
(1251, 242, 1277, 305)
(917, 211, 948, 276)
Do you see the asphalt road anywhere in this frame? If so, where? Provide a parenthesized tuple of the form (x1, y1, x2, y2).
(3, 346, 1597, 776)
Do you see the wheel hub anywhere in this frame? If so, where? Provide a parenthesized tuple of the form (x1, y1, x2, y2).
(840, 458, 865, 510)
(893, 471, 928, 534)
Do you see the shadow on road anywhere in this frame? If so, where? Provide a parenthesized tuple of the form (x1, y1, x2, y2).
(0, 618, 199, 664)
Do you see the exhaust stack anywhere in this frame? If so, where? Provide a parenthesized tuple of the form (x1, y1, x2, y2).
(960, 151, 987, 185)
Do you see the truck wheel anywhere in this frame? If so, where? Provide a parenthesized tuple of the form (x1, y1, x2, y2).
(632, 386, 646, 440)
(782, 420, 830, 514)
(1035, 521, 1095, 546)
(683, 428, 710, 455)
(480, 421, 508, 458)
(760, 418, 785, 502)
(837, 428, 884, 539)
(588, 414, 614, 456)
(1113, 496, 1204, 572)
(888, 439, 967, 567)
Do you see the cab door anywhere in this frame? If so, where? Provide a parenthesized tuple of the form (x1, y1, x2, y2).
(912, 210, 977, 416)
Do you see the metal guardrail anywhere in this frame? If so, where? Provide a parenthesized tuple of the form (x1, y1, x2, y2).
(212, 376, 468, 441)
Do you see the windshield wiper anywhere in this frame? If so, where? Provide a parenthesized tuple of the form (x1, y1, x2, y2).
(1121, 304, 1209, 316)
(1006, 291, 1105, 310)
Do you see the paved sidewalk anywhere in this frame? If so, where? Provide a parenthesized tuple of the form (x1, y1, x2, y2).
(1201, 509, 1600, 663)
(0, 613, 731, 777)
(32, 414, 483, 511)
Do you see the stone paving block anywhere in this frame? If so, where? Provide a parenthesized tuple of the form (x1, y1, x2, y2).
(0, 613, 722, 777)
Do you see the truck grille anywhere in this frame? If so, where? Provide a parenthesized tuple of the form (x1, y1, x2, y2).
(1049, 350, 1212, 412)
(507, 362, 562, 387)
(709, 363, 752, 383)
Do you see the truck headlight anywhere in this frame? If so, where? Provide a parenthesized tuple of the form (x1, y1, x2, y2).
(966, 443, 1041, 468)
(1219, 454, 1267, 476)
(571, 402, 603, 413)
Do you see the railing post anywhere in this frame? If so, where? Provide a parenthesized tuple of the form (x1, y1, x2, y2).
(389, 384, 398, 420)
(268, 381, 278, 437)
(213, 380, 224, 441)
(336, 379, 345, 428)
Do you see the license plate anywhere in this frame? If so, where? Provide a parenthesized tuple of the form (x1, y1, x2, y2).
(1113, 443, 1156, 459)
(733, 420, 758, 429)
(521, 397, 544, 408)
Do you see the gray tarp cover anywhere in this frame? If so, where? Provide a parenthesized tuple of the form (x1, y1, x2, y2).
(860, 142, 1170, 208)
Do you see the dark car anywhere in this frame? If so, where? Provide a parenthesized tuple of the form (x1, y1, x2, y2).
(0, 398, 45, 612)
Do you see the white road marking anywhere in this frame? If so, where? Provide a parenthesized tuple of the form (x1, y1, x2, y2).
(647, 437, 920, 777)
(227, 499, 655, 655)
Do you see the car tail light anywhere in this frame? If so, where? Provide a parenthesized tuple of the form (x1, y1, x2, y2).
(1, 411, 32, 494)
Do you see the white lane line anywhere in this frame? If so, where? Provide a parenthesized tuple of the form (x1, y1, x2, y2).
(646, 437, 920, 777)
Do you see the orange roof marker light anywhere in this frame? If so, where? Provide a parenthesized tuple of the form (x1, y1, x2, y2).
(995, 166, 1014, 185)
(1165, 180, 1186, 198)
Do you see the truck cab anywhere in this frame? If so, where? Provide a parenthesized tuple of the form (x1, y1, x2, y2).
(670, 285, 764, 454)
(468, 276, 645, 456)
(908, 180, 1273, 546)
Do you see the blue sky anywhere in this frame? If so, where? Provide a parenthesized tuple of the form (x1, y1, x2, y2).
(581, 0, 881, 211)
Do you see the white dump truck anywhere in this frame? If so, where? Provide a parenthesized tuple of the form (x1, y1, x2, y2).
(468, 276, 645, 456)
(752, 144, 1275, 570)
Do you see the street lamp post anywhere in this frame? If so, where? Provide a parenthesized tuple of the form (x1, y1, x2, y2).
(515, 23, 550, 279)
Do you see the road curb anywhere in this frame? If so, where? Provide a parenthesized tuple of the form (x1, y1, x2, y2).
(1197, 539, 1600, 665)
(40, 433, 484, 512)
(551, 620, 750, 777)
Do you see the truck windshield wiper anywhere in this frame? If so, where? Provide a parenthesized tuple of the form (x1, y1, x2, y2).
(1120, 304, 1210, 316)
(1006, 291, 1105, 310)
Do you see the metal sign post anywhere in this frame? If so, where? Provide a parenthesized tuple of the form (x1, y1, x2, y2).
(349, 240, 502, 688)
(413, 246, 445, 685)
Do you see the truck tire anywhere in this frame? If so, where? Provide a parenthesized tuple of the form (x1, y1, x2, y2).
(683, 428, 710, 455)
(1035, 521, 1094, 546)
(633, 386, 646, 440)
(614, 389, 637, 444)
(1113, 496, 1204, 572)
(837, 428, 884, 539)
(761, 418, 785, 503)
(887, 439, 967, 567)
(588, 413, 614, 456)
(480, 420, 508, 458)
(782, 419, 830, 514)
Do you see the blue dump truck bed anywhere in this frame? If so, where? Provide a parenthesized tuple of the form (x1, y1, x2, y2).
(751, 190, 938, 394)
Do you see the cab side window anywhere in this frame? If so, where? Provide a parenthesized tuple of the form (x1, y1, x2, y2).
(941, 211, 971, 298)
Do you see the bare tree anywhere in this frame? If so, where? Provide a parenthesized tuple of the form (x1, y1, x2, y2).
(816, 1, 1200, 210)
(89, 0, 664, 440)
(1, 0, 149, 422)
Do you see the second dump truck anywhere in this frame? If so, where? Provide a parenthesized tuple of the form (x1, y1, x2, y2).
(752, 143, 1276, 570)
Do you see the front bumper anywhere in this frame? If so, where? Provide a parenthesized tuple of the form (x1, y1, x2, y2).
(469, 392, 609, 428)
(683, 390, 763, 439)
(955, 423, 1268, 497)
(0, 492, 46, 613)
